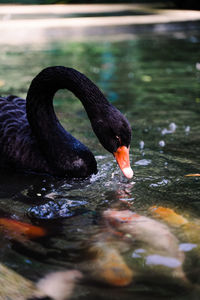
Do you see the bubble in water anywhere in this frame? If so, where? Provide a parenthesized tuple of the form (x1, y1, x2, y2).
(139, 141, 145, 150)
(161, 122, 177, 135)
(169, 122, 177, 132)
(159, 140, 165, 147)
(185, 126, 190, 134)
(196, 62, 200, 70)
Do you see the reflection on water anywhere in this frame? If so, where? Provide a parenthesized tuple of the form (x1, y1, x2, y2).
(0, 10, 154, 20)
(0, 30, 200, 299)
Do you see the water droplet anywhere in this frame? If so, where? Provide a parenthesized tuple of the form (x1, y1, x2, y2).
(159, 140, 165, 147)
(135, 159, 151, 166)
(196, 62, 200, 71)
(185, 126, 190, 134)
(139, 141, 145, 150)
(169, 122, 177, 132)
(161, 122, 177, 135)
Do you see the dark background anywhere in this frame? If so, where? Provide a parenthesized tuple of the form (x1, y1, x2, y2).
(0, 0, 199, 10)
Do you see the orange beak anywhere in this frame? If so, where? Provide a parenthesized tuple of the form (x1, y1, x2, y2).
(113, 146, 133, 179)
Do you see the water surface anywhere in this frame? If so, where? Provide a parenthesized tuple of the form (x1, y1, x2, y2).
(0, 30, 200, 299)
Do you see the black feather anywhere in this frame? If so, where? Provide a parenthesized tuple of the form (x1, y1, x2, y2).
(0, 66, 131, 178)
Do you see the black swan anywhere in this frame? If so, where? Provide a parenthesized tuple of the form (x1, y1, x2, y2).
(0, 66, 133, 179)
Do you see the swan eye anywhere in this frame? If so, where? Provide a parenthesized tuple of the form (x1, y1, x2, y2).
(116, 136, 121, 145)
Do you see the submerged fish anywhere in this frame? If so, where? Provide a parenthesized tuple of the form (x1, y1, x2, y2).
(103, 209, 181, 255)
(103, 209, 185, 280)
(149, 206, 188, 226)
(185, 174, 200, 177)
(149, 206, 200, 246)
(0, 218, 46, 240)
(85, 240, 133, 287)
(36, 270, 83, 300)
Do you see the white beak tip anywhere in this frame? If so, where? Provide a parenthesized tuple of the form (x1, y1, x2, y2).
(122, 167, 134, 179)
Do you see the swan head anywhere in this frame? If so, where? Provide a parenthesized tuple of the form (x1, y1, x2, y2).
(91, 105, 133, 179)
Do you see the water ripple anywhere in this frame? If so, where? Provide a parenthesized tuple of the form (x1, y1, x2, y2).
(28, 198, 88, 219)
(135, 159, 152, 166)
(150, 179, 170, 188)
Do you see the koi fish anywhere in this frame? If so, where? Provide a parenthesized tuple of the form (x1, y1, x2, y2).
(36, 270, 83, 300)
(0, 218, 46, 240)
(103, 209, 183, 259)
(149, 206, 188, 226)
(185, 174, 200, 177)
(102, 209, 187, 281)
(86, 242, 133, 287)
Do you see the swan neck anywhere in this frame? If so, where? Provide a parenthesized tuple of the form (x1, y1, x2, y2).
(26, 66, 108, 119)
(25, 66, 103, 176)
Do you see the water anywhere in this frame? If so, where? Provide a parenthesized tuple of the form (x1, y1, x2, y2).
(0, 30, 200, 299)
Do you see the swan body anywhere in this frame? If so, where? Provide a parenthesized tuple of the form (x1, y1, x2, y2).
(0, 66, 133, 178)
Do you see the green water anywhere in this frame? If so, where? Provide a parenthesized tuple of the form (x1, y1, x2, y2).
(0, 31, 200, 299)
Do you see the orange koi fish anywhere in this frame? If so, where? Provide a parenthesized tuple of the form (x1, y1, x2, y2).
(185, 174, 200, 177)
(0, 218, 47, 240)
(103, 209, 183, 258)
(149, 206, 188, 226)
(87, 243, 133, 287)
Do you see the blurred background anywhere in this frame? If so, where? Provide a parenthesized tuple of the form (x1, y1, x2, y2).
(0, 0, 199, 9)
